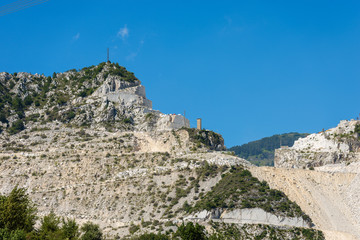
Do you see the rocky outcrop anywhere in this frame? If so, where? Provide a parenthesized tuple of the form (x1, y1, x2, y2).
(0, 62, 190, 133)
(185, 208, 310, 228)
(275, 120, 360, 168)
(92, 76, 152, 108)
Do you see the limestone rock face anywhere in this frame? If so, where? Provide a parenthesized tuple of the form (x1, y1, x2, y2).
(0, 62, 190, 133)
(92, 77, 152, 108)
(185, 208, 310, 228)
(275, 120, 360, 168)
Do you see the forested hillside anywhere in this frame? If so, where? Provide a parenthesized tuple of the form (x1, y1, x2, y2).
(229, 133, 308, 166)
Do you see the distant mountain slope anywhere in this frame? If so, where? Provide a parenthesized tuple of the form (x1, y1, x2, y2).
(229, 132, 309, 166)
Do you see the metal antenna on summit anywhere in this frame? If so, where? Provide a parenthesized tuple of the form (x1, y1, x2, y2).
(107, 48, 110, 63)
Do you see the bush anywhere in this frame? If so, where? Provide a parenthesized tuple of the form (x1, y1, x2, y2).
(174, 222, 207, 240)
(136, 233, 169, 240)
(81, 222, 102, 240)
(64, 111, 76, 122)
(24, 95, 33, 106)
(9, 120, 25, 135)
(129, 223, 140, 234)
(0, 112, 8, 123)
(38, 212, 62, 239)
(123, 118, 133, 124)
(12, 97, 23, 112)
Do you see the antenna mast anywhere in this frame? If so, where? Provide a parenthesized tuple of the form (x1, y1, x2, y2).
(107, 48, 110, 62)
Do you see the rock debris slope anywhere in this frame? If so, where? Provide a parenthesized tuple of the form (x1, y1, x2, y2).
(251, 120, 360, 240)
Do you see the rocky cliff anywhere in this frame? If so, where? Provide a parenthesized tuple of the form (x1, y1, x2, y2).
(275, 120, 360, 168)
(0, 62, 189, 135)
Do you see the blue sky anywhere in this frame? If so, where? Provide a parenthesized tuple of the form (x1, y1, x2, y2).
(1, 0, 360, 147)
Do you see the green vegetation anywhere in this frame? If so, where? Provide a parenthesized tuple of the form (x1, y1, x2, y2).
(104, 62, 138, 82)
(174, 222, 207, 240)
(8, 120, 25, 135)
(0, 186, 103, 240)
(133, 222, 324, 240)
(184, 128, 224, 151)
(229, 132, 308, 166)
(0, 62, 140, 134)
(355, 124, 360, 137)
(189, 166, 312, 224)
(0, 187, 37, 233)
(81, 222, 102, 240)
(208, 222, 325, 240)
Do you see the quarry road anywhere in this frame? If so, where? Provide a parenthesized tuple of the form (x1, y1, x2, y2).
(249, 166, 360, 240)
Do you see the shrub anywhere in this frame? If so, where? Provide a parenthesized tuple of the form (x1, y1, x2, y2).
(38, 212, 62, 239)
(81, 222, 102, 240)
(24, 95, 33, 106)
(174, 222, 207, 240)
(62, 218, 80, 240)
(0, 112, 8, 123)
(136, 233, 169, 240)
(8, 120, 25, 135)
(355, 124, 360, 137)
(65, 111, 76, 121)
(129, 223, 140, 234)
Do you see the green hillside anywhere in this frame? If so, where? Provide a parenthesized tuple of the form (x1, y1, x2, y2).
(229, 132, 309, 166)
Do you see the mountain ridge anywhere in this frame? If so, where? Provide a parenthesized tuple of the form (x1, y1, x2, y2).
(0, 63, 323, 239)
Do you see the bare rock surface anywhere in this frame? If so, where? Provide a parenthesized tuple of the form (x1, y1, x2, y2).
(275, 120, 360, 168)
(250, 166, 360, 240)
(185, 208, 309, 228)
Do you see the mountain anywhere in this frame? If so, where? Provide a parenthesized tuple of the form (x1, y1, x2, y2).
(251, 120, 360, 239)
(229, 133, 309, 166)
(275, 120, 360, 168)
(0, 62, 323, 239)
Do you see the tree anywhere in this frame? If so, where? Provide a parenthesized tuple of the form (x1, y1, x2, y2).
(81, 222, 102, 240)
(8, 120, 25, 134)
(12, 96, 23, 112)
(173, 222, 207, 240)
(24, 95, 33, 106)
(0, 228, 26, 240)
(62, 218, 80, 240)
(0, 112, 8, 123)
(38, 212, 61, 239)
(0, 186, 37, 233)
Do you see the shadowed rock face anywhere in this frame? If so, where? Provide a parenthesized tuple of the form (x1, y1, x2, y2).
(275, 120, 360, 168)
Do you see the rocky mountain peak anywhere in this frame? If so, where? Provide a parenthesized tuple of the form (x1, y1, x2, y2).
(275, 120, 360, 168)
(0, 62, 190, 135)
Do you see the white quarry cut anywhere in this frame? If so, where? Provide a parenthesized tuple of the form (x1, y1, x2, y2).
(185, 208, 309, 228)
(275, 120, 360, 168)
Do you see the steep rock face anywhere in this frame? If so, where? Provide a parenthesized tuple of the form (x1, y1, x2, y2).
(92, 76, 152, 108)
(185, 208, 310, 228)
(275, 120, 360, 168)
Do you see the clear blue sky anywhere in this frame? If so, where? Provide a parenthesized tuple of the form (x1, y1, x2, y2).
(1, 0, 360, 147)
